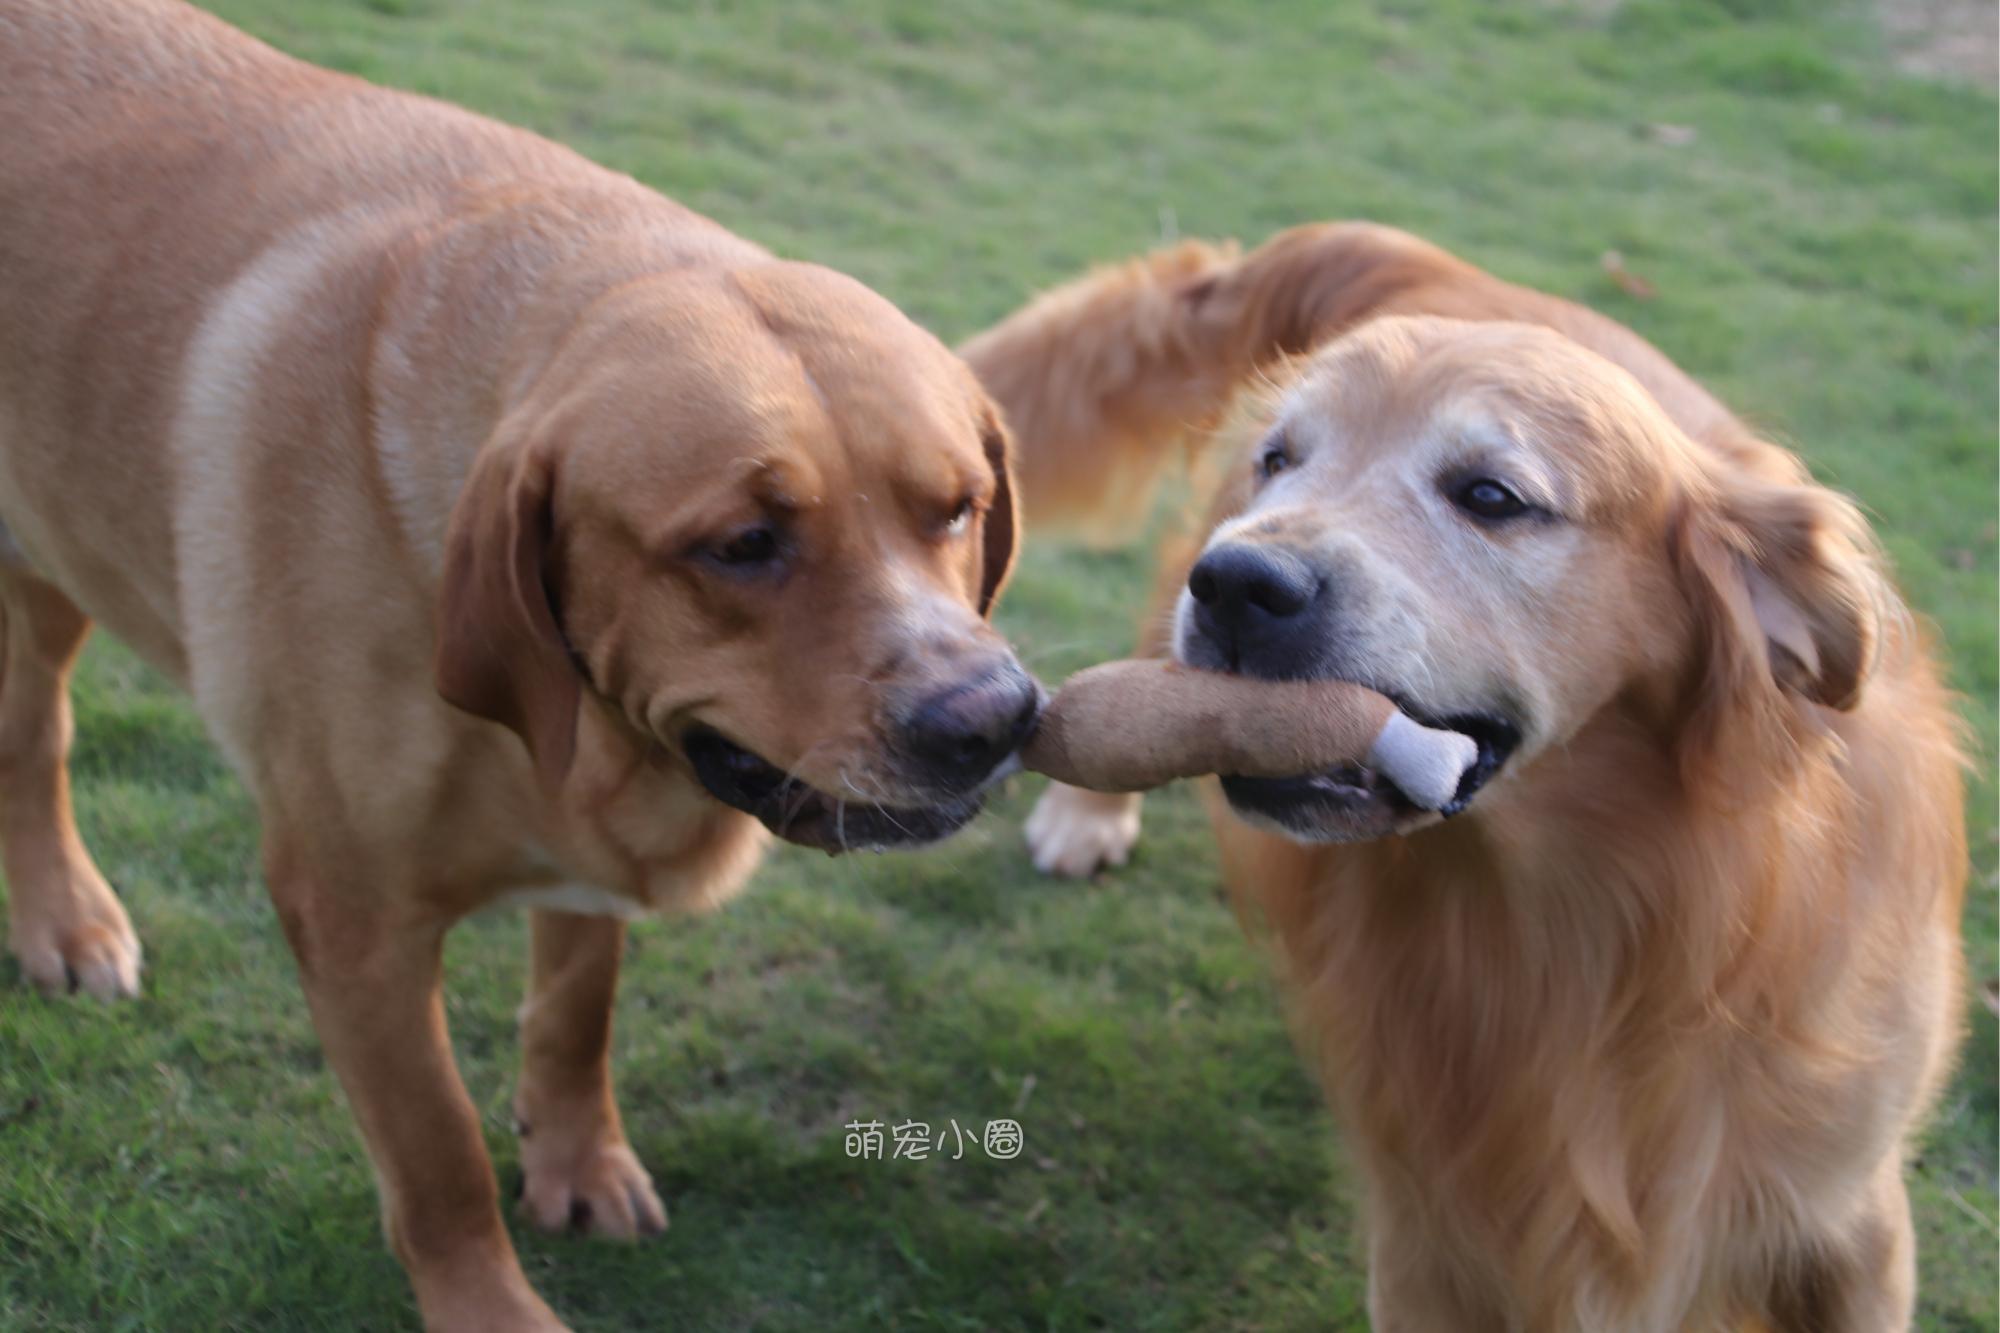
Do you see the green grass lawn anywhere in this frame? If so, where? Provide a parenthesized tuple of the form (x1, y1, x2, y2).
(2, 0, 1994, 1328)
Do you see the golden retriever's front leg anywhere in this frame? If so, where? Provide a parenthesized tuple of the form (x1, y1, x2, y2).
(1365, 1204, 1509, 1333)
(1025, 527, 1207, 879)
(513, 910, 666, 1240)
(1765, 1160, 1916, 1333)
(1024, 786, 1143, 877)
(268, 858, 565, 1333)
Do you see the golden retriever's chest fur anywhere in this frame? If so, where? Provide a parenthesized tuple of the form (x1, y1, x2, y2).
(1209, 682, 1964, 1330)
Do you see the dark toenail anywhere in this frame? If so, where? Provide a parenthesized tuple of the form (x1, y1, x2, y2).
(509, 1171, 524, 1202)
(109, 881, 124, 900)
(569, 1199, 592, 1231)
(514, 1118, 532, 1138)
(63, 964, 78, 995)
(640, 1215, 665, 1237)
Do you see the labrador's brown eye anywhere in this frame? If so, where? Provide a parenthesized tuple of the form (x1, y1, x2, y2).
(715, 525, 780, 565)
(943, 498, 976, 536)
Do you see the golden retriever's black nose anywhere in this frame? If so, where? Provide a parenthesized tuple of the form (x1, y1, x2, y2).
(1187, 543, 1327, 665)
(902, 666, 1041, 789)
(1189, 544, 1321, 618)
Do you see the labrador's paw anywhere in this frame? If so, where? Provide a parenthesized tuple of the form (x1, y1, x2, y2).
(9, 873, 141, 1000)
(517, 1112, 666, 1241)
(413, 1259, 571, 1333)
(1025, 783, 1142, 878)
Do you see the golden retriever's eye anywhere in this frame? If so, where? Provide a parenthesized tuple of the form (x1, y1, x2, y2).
(942, 497, 976, 537)
(1452, 477, 1531, 522)
(714, 525, 780, 565)
(1258, 441, 1291, 480)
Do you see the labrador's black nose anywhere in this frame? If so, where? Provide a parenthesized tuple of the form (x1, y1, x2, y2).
(1185, 543, 1331, 677)
(901, 664, 1041, 789)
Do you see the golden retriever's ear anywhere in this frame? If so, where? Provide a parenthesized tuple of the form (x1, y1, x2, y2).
(976, 403, 1021, 617)
(1684, 470, 1883, 716)
(434, 430, 580, 792)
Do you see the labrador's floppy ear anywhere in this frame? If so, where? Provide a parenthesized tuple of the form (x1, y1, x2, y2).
(1676, 464, 1884, 777)
(976, 400, 1021, 617)
(435, 426, 580, 793)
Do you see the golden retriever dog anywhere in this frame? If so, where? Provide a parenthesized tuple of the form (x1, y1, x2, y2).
(0, 2, 1040, 1327)
(963, 223, 1967, 1330)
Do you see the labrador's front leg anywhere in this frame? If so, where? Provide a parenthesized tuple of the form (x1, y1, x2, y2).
(514, 909, 666, 1240)
(268, 857, 564, 1333)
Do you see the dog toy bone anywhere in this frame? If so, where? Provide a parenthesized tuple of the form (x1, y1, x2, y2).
(1021, 659, 1478, 811)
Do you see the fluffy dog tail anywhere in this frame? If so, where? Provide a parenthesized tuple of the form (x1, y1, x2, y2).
(958, 222, 1470, 530)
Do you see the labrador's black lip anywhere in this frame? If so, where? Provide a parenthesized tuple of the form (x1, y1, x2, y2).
(681, 726, 983, 853)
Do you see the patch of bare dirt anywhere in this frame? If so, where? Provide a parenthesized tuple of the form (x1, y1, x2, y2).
(1879, 0, 1998, 88)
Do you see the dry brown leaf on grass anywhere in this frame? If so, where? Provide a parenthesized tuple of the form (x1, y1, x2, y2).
(1600, 249, 1658, 300)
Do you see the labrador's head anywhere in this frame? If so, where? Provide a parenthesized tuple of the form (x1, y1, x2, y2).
(1175, 316, 1881, 842)
(436, 262, 1039, 851)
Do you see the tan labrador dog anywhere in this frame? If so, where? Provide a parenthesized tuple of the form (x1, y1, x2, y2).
(965, 224, 1966, 1329)
(0, 2, 1040, 1327)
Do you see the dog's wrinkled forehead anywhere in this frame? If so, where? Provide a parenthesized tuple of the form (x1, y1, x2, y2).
(1270, 317, 1684, 518)
(727, 262, 993, 469)
(550, 266, 995, 529)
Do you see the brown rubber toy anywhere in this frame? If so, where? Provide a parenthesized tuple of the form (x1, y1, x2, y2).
(1021, 659, 1478, 811)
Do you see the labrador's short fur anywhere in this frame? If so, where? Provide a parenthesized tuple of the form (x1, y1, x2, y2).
(0, 3, 1038, 1328)
(965, 223, 1967, 1330)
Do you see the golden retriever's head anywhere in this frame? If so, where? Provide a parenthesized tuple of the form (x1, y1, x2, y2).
(1175, 316, 1882, 842)
(436, 262, 1039, 851)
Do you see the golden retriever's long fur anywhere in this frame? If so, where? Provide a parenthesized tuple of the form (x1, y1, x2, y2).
(964, 223, 1967, 1331)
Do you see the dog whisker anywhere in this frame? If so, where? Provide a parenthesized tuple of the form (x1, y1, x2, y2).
(836, 768, 920, 843)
